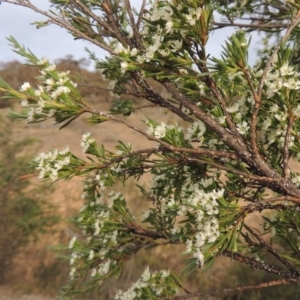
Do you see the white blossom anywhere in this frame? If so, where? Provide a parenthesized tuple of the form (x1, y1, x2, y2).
(20, 82, 31, 92)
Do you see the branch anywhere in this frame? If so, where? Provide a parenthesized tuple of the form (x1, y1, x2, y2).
(124, 0, 142, 48)
(244, 69, 261, 157)
(221, 250, 295, 278)
(136, 0, 146, 30)
(212, 21, 289, 30)
(242, 201, 300, 214)
(244, 223, 297, 273)
(283, 114, 294, 178)
(174, 279, 292, 300)
(131, 72, 194, 123)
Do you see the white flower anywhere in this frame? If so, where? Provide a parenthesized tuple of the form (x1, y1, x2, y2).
(136, 55, 145, 64)
(45, 78, 54, 86)
(69, 267, 76, 280)
(120, 61, 128, 74)
(21, 99, 29, 107)
(161, 270, 169, 278)
(51, 86, 71, 99)
(269, 104, 279, 113)
(44, 64, 56, 72)
(185, 239, 193, 252)
(98, 259, 111, 276)
(227, 103, 239, 113)
(154, 122, 167, 138)
(59, 146, 70, 155)
(280, 63, 294, 76)
(187, 121, 206, 140)
(166, 21, 173, 33)
(171, 39, 183, 51)
(193, 249, 204, 267)
(158, 48, 170, 57)
(20, 82, 31, 92)
(283, 78, 300, 90)
(130, 48, 138, 56)
(142, 210, 151, 221)
(88, 249, 94, 260)
(236, 121, 250, 135)
(141, 266, 151, 281)
(91, 268, 97, 278)
(68, 236, 77, 249)
(81, 132, 95, 153)
(292, 175, 300, 186)
(37, 57, 49, 65)
(262, 118, 272, 129)
(293, 105, 300, 117)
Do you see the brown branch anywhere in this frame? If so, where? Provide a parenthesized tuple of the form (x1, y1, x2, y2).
(206, 74, 239, 134)
(137, 0, 146, 30)
(244, 69, 261, 157)
(186, 46, 239, 134)
(212, 21, 289, 30)
(283, 114, 294, 178)
(131, 72, 194, 123)
(244, 223, 297, 273)
(242, 202, 300, 214)
(73, 0, 131, 47)
(184, 157, 285, 186)
(161, 145, 239, 161)
(221, 250, 295, 278)
(174, 279, 293, 300)
(96, 148, 157, 169)
(124, 0, 142, 48)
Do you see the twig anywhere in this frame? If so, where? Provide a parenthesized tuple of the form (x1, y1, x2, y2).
(244, 69, 261, 156)
(212, 21, 289, 30)
(244, 223, 297, 273)
(221, 250, 294, 278)
(137, 0, 146, 30)
(174, 279, 292, 300)
(283, 114, 294, 178)
(131, 72, 194, 123)
(124, 0, 142, 48)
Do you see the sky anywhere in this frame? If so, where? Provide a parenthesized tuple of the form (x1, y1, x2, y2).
(0, 1, 259, 69)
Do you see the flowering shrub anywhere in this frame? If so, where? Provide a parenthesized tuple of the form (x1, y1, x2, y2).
(2, 0, 300, 299)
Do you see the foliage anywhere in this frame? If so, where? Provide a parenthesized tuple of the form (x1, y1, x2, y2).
(0, 116, 59, 284)
(2, 0, 300, 299)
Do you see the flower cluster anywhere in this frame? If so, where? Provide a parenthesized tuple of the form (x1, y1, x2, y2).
(146, 120, 183, 140)
(178, 185, 222, 266)
(113, 267, 179, 300)
(256, 58, 300, 150)
(66, 187, 138, 286)
(18, 57, 78, 122)
(111, 0, 203, 79)
(226, 94, 254, 135)
(144, 166, 223, 267)
(33, 146, 71, 181)
(261, 62, 300, 99)
(81, 132, 95, 153)
(187, 121, 206, 141)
